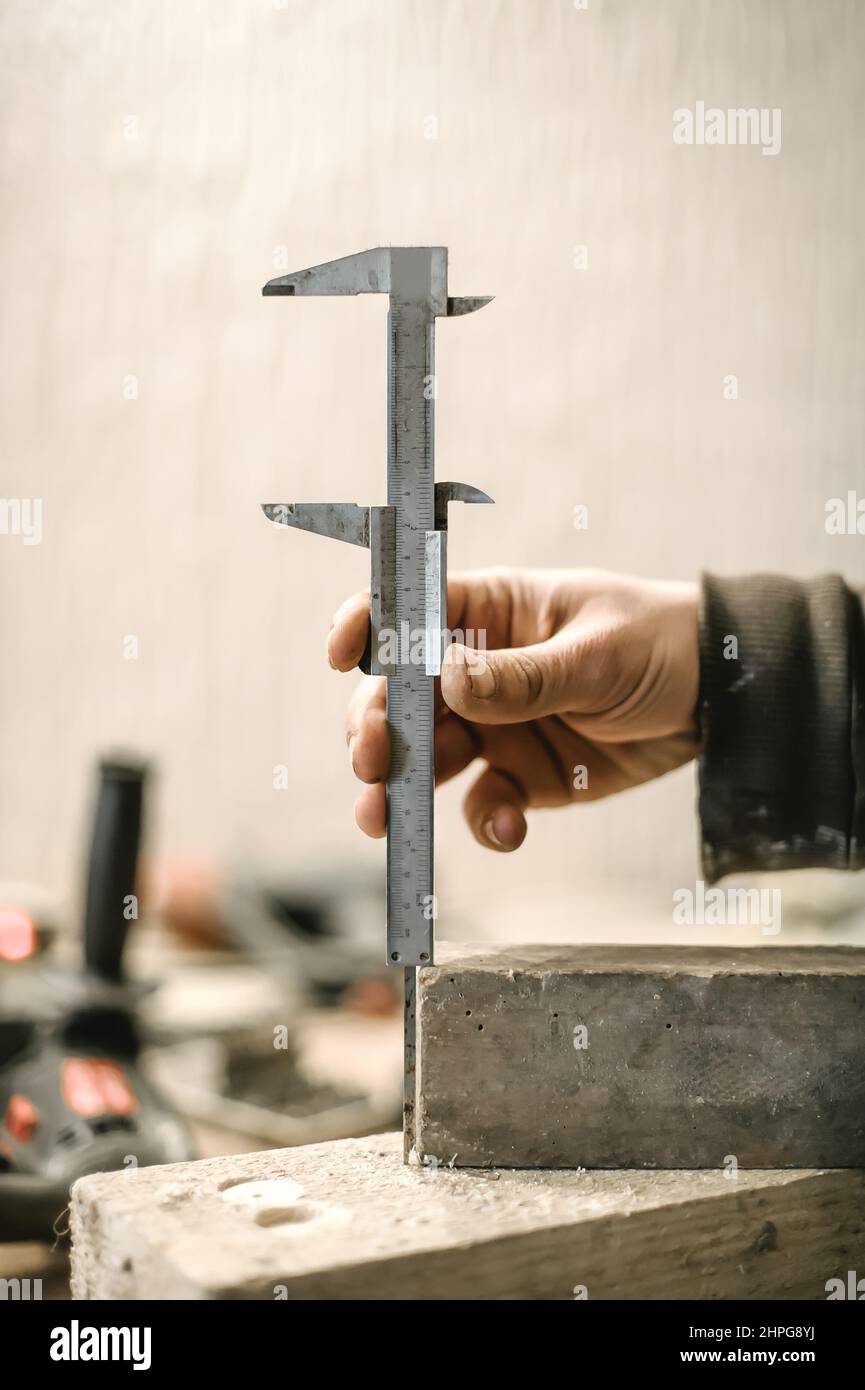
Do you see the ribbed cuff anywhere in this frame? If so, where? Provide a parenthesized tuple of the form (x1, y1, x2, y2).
(698, 573, 863, 880)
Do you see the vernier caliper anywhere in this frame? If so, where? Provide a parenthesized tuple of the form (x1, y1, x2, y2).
(260, 247, 492, 1154)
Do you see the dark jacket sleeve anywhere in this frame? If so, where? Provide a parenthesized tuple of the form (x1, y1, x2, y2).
(698, 573, 865, 881)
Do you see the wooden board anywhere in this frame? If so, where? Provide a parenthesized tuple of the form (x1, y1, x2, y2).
(70, 1131, 865, 1300)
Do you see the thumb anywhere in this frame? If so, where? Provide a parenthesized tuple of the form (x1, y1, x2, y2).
(441, 638, 575, 724)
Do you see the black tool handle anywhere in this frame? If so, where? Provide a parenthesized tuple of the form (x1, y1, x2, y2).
(82, 759, 147, 983)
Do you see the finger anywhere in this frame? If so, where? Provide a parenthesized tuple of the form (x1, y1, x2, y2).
(328, 590, 370, 671)
(349, 701, 388, 784)
(435, 714, 479, 786)
(463, 765, 528, 852)
(346, 676, 388, 782)
(441, 638, 575, 725)
(469, 719, 574, 806)
(354, 783, 386, 838)
(346, 673, 386, 736)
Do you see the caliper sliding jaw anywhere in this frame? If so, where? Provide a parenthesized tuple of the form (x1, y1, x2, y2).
(262, 482, 491, 679)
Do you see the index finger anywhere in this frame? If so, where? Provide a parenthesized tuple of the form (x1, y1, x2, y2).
(328, 590, 370, 671)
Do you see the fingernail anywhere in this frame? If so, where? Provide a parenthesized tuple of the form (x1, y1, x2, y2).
(481, 816, 505, 849)
(466, 649, 495, 699)
(348, 735, 357, 768)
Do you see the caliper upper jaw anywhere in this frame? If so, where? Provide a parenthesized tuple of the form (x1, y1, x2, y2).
(262, 248, 393, 299)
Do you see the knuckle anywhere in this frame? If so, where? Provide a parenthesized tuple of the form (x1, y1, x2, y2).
(512, 650, 544, 704)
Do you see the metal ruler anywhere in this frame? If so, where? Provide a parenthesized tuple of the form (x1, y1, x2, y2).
(261, 247, 492, 1156)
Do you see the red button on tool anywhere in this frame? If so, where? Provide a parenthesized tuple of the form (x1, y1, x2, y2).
(5, 1093, 39, 1142)
(0, 907, 36, 962)
(61, 1058, 138, 1117)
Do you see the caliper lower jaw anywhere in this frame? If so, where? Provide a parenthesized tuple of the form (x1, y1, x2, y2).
(261, 483, 493, 676)
(261, 246, 492, 320)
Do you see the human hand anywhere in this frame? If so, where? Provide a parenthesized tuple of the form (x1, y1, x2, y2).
(328, 568, 699, 852)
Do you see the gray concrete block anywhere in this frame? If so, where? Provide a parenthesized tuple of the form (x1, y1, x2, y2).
(415, 944, 865, 1168)
(69, 1131, 865, 1300)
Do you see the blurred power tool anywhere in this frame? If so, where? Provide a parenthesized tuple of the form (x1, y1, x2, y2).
(0, 758, 192, 1242)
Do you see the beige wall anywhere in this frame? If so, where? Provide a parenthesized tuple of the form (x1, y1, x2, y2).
(1, 0, 863, 941)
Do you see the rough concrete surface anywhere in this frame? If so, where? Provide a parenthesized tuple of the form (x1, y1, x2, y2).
(69, 1131, 865, 1300)
(416, 944, 865, 1168)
